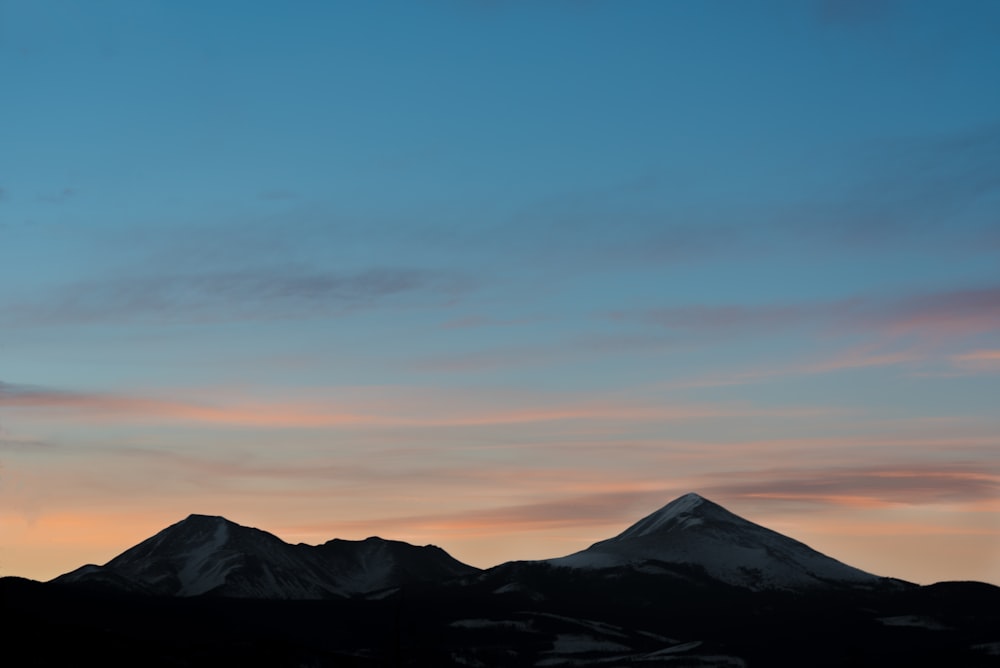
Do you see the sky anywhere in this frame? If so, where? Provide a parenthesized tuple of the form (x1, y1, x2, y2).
(1, 0, 998, 586)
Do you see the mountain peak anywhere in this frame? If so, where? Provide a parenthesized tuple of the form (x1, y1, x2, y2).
(550, 493, 881, 590)
(174, 513, 233, 530)
(611, 492, 722, 541)
(53, 514, 480, 599)
(658, 492, 709, 514)
(182, 513, 230, 522)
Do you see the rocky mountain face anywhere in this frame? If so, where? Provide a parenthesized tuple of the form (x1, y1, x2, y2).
(54, 513, 479, 598)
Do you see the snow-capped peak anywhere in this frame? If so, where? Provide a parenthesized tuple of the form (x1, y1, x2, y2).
(548, 492, 883, 591)
(611, 492, 712, 540)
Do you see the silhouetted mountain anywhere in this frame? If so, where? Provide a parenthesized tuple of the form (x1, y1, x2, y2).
(54, 513, 478, 598)
(547, 492, 885, 590)
(16, 494, 1000, 666)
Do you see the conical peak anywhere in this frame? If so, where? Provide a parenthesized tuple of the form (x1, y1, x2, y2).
(552, 492, 883, 589)
(164, 514, 236, 540)
(155, 514, 234, 542)
(669, 492, 708, 510)
(649, 492, 716, 519)
(181, 513, 231, 524)
(168, 515, 295, 550)
(611, 493, 728, 541)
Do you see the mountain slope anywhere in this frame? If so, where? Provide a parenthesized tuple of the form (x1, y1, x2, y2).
(53, 514, 479, 599)
(547, 492, 884, 590)
(53, 494, 892, 599)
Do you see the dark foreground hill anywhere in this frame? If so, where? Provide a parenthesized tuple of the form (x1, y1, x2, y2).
(5, 573, 999, 667)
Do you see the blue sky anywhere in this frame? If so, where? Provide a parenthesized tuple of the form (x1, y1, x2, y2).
(1, 0, 999, 584)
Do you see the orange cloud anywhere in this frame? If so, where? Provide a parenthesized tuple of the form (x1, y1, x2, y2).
(1, 380, 841, 430)
(702, 464, 1000, 509)
(1, 383, 370, 427)
(798, 345, 923, 374)
(795, 518, 1000, 537)
(955, 349, 1000, 361)
(951, 349, 1000, 372)
(277, 462, 1000, 540)
(734, 492, 897, 509)
(651, 342, 927, 391)
(282, 487, 681, 539)
(879, 288, 1000, 339)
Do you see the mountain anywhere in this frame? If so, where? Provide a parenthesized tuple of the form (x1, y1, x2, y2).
(546, 492, 885, 590)
(26, 496, 1000, 665)
(54, 495, 891, 599)
(53, 514, 479, 599)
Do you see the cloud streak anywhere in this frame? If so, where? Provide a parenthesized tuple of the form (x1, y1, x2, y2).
(703, 463, 1000, 509)
(1, 266, 462, 327)
(0, 382, 373, 428)
(1, 380, 841, 430)
(286, 460, 1000, 540)
(288, 488, 676, 538)
(950, 349, 1000, 373)
(616, 285, 1000, 343)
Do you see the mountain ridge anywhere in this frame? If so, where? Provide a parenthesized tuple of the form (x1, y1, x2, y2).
(54, 512, 479, 599)
(54, 493, 895, 598)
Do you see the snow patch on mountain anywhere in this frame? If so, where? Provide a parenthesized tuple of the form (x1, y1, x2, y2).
(878, 615, 951, 630)
(546, 634, 631, 654)
(450, 618, 532, 631)
(527, 612, 633, 639)
(645, 640, 704, 656)
(972, 642, 1000, 656)
(175, 518, 232, 595)
(616, 492, 707, 539)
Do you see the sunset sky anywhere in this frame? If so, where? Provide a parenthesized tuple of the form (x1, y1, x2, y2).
(2, 1, 999, 586)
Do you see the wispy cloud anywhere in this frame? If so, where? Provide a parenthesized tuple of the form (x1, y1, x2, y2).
(0, 383, 371, 428)
(878, 288, 1000, 339)
(439, 314, 540, 330)
(616, 303, 822, 334)
(1, 379, 839, 431)
(796, 344, 923, 374)
(704, 463, 1000, 509)
(287, 488, 677, 538)
(0, 432, 55, 452)
(412, 343, 568, 373)
(506, 123, 1000, 273)
(1, 266, 463, 327)
(615, 285, 1000, 344)
(809, 123, 1000, 249)
(284, 460, 1000, 539)
(951, 349, 1000, 371)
